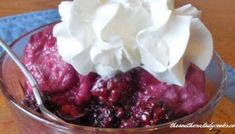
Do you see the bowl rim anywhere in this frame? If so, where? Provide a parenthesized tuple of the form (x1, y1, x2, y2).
(0, 22, 227, 132)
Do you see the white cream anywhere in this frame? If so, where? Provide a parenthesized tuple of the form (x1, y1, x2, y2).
(53, 0, 213, 86)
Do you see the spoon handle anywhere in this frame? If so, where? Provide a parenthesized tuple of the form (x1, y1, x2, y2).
(0, 39, 63, 122)
(0, 39, 43, 104)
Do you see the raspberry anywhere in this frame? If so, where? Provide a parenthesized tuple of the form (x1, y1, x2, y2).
(91, 72, 136, 104)
(136, 66, 207, 116)
(131, 97, 174, 127)
(24, 24, 79, 94)
(65, 73, 98, 106)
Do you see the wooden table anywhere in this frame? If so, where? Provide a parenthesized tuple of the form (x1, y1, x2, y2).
(0, 0, 234, 134)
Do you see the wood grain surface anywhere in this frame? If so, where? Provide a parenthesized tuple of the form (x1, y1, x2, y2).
(0, 0, 234, 134)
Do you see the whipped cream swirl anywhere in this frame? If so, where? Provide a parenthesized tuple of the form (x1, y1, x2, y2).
(53, 0, 213, 86)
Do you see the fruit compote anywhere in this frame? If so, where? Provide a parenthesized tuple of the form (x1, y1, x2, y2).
(22, 24, 208, 128)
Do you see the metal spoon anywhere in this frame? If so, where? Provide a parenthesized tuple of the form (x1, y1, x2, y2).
(0, 38, 65, 122)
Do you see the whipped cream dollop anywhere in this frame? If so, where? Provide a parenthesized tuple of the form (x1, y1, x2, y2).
(53, 0, 213, 86)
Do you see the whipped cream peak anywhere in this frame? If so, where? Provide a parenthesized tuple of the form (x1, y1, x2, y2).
(53, 0, 213, 86)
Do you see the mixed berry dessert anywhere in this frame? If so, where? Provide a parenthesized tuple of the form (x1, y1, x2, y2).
(22, 24, 208, 128)
(22, 0, 213, 129)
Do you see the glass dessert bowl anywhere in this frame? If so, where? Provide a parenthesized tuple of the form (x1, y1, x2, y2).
(0, 23, 226, 134)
